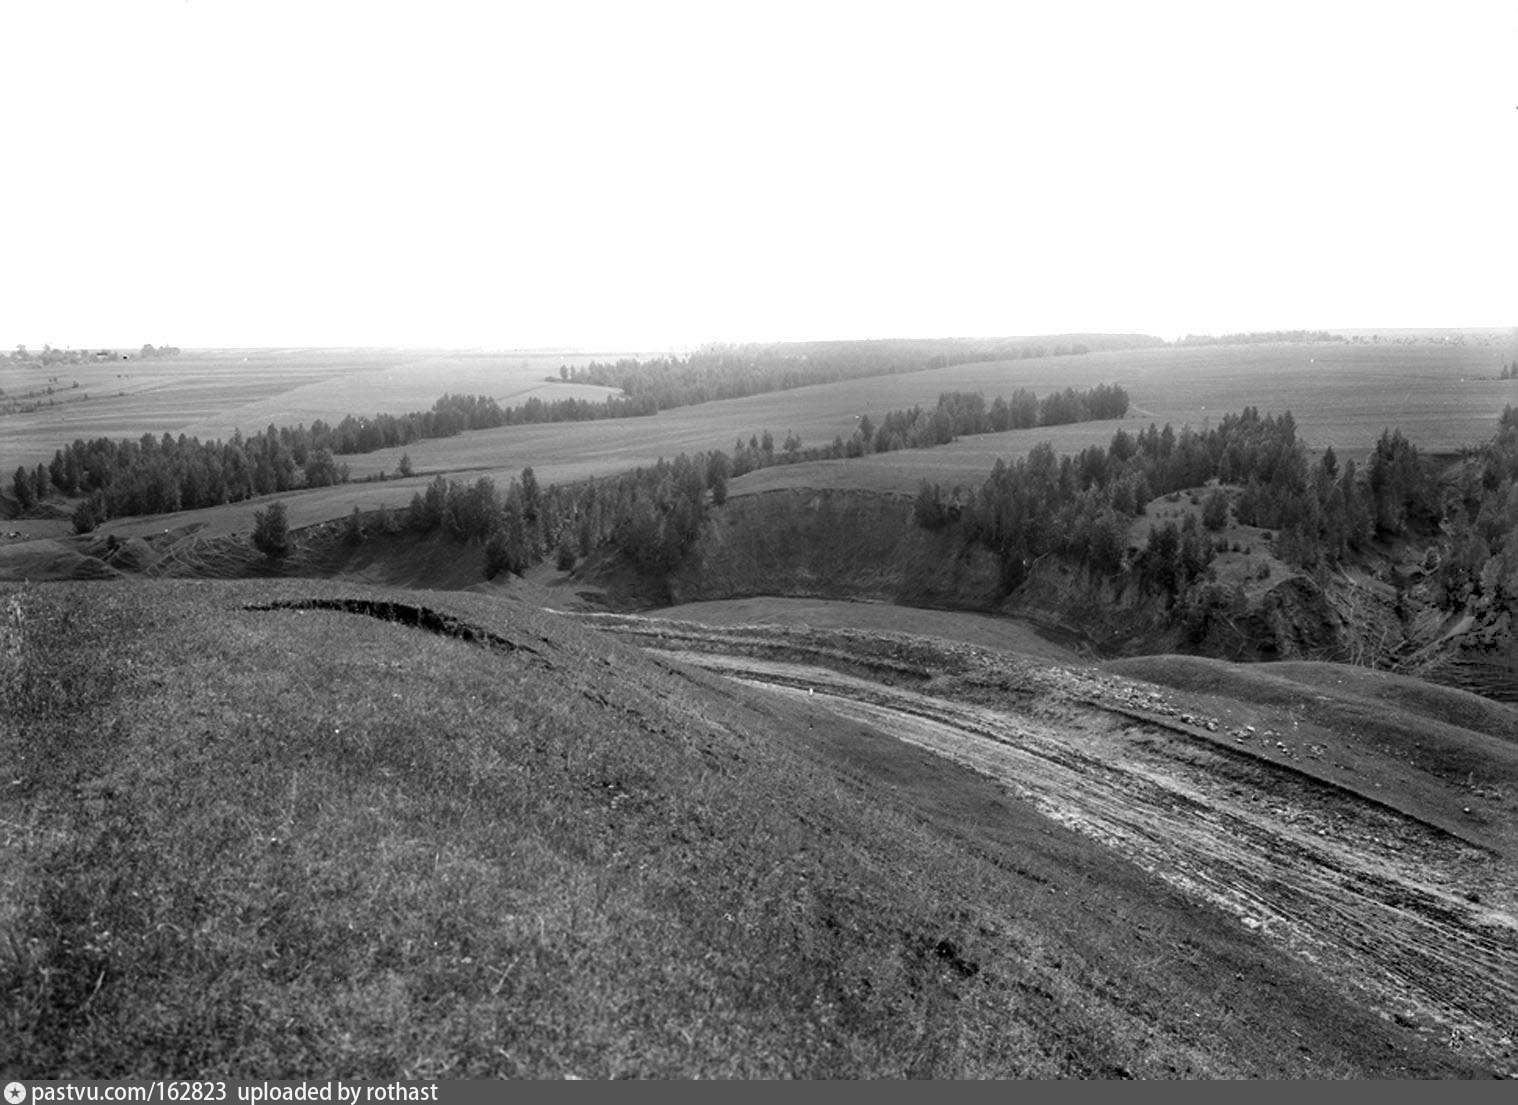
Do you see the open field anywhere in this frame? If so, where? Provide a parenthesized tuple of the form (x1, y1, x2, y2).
(2, 578, 1505, 1076)
(0, 348, 641, 474)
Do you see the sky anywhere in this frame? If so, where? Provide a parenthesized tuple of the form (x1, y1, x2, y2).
(2, 0, 1514, 351)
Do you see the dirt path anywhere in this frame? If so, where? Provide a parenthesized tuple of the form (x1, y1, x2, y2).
(657, 648, 1518, 1075)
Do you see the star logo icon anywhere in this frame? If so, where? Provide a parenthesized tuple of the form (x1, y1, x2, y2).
(5, 1084, 27, 1104)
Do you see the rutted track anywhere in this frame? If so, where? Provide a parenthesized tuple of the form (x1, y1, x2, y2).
(586, 618, 1518, 1074)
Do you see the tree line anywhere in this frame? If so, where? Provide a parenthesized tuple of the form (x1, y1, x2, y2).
(19, 427, 353, 532)
(559, 337, 1156, 412)
(8, 344, 179, 366)
(1174, 331, 1345, 347)
(18, 382, 1127, 533)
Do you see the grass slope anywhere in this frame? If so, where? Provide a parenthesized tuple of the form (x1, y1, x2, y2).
(1104, 654, 1518, 854)
(0, 580, 1496, 1077)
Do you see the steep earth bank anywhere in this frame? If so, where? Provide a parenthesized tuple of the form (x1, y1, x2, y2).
(667, 489, 1340, 660)
(663, 489, 1514, 700)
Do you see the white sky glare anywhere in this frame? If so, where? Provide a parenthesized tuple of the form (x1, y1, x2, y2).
(2, 0, 1513, 350)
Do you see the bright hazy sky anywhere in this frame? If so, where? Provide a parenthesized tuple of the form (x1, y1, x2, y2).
(3, 1, 1514, 351)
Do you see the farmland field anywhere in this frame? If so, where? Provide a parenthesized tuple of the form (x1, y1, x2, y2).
(341, 340, 1516, 501)
(723, 341, 1517, 496)
(5, 338, 1515, 535)
(0, 347, 640, 474)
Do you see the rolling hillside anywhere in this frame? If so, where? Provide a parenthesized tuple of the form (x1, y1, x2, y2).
(2, 578, 1513, 1077)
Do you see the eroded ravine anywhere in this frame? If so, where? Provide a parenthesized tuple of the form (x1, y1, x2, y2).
(659, 648, 1518, 1075)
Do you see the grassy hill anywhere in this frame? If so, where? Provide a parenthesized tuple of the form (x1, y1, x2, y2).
(2, 578, 1499, 1077)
